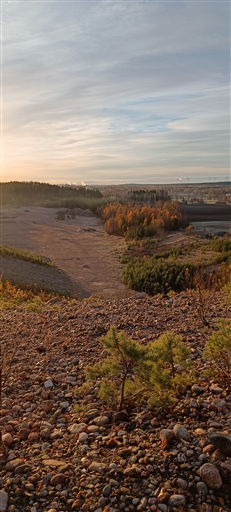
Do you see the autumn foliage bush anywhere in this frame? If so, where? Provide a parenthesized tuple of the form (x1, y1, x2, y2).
(102, 201, 183, 240)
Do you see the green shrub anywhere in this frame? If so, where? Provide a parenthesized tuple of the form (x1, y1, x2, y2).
(203, 319, 231, 384)
(85, 327, 195, 410)
(85, 326, 146, 410)
(122, 258, 196, 295)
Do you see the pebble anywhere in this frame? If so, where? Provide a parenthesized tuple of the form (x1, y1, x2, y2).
(168, 494, 186, 506)
(208, 432, 231, 456)
(199, 463, 222, 489)
(0, 491, 8, 512)
(173, 424, 190, 441)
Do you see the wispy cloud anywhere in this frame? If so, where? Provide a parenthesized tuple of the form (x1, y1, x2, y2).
(2, 0, 230, 184)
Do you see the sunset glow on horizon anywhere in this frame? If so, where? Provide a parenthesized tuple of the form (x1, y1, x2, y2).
(2, 1, 230, 185)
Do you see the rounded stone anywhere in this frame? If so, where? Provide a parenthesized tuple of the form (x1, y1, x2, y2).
(199, 463, 222, 489)
(173, 424, 190, 441)
(0, 490, 8, 512)
(79, 432, 88, 442)
(2, 433, 13, 447)
(50, 473, 66, 486)
(168, 494, 186, 507)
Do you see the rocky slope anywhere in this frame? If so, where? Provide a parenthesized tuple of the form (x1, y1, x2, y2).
(0, 291, 231, 512)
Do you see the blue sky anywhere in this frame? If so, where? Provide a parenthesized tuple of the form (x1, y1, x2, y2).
(2, 0, 230, 185)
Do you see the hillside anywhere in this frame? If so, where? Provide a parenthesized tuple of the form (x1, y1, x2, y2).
(0, 291, 231, 512)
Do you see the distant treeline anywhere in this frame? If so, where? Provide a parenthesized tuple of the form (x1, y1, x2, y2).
(128, 188, 171, 204)
(0, 181, 103, 209)
(102, 201, 183, 240)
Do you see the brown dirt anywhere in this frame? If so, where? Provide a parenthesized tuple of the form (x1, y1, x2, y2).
(0, 206, 134, 299)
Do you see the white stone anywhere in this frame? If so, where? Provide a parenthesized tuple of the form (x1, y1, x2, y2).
(44, 380, 54, 388)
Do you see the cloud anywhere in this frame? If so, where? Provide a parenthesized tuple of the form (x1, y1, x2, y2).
(2, 0, 230, 184)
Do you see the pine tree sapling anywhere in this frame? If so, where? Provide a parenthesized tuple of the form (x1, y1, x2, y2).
(203, 320, 231, 385)
(85, 327, 195, 410)
(85, 326, 146, 410)
(141, 332, 195, 406)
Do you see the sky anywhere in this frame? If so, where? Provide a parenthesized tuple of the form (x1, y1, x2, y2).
(1, 0, 230, 185)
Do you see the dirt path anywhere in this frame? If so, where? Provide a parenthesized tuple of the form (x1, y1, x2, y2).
(0, 207, 133, 299)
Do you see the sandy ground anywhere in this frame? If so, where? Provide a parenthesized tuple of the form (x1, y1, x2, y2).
(0, 207, 134, 299)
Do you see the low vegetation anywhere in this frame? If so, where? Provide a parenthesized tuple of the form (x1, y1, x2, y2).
(0, 244, 55, 266)
(85, 326, 195, 410)
(120, 236, 231, 296)
(203, 319, 231, 386)
(0, 280, 69, 311)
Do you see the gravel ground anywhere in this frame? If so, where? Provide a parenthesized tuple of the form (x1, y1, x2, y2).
(0, 207, 132, 299)
(0, 291, 231, 512)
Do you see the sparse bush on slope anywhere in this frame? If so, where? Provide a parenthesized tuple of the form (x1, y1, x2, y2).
(85, 327, 195, 410)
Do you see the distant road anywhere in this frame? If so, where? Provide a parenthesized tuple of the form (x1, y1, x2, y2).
(180, 204, 231, 222)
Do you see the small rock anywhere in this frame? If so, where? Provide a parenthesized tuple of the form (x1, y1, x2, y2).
(83, 409, 99, 422)
(68, 423, 87, 434)
(137, 497, 147, 510)
(79, 432, 88, 442)
(60, 401, 70, 409)
(196, 481, 208, 495)
(176, 478, 187, 490)
(199, 463, 222, 489)
(93, 415, 110, 426)
(0, 490, 8, 512)
(5, 459, 24, 471)
(41, 400, 54, 412)
(102, 484, 111, 497)
(44, 380, 54, 388)
(210, 384, 223, 394)
(208, 432, 231, 456)
(88, 461, 107, 473)
(14, 464, 31, 474)
(168, 494, 186, 506)
(112, 410, 129, 423)
(50, 473, 66, 486)
(173, 424, 190, 441)
(2, 433, 13, 446)
(160, 429, 176, 445)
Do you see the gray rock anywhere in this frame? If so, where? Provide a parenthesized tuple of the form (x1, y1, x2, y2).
(44, 380, 54, 388)
(68, 423, 87, 434)
(173, 424, 190, 441)
(168, 494, 186, 506)
(0, 491, 8, 512)
(79, 432, 88, 442)
(176, 478, 187, 490)
(83, 409, 100, 422)
(208, 432, 231, 456)
(199, 463, 222, 489)
(210, 384, 223, 394)
(88, 461, 107, 473)
(14, 464, 31, 474)
(196, 481, 208, 495)
(60, 401, 70, 409)
(102, 484, 111, 497)
(93, 415, 110, 426)
(158, 504, 167, 512)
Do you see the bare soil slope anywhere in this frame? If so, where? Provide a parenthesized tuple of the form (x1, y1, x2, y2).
(0, 207, 133, 299)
